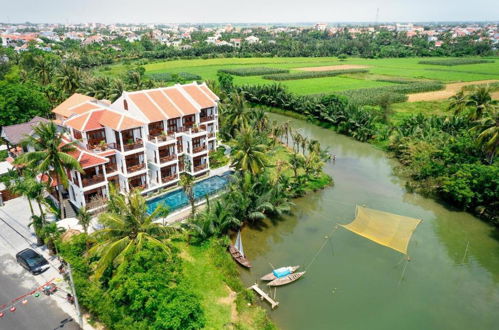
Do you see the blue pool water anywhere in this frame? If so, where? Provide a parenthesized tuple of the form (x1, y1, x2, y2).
(146, 173, 232, 214)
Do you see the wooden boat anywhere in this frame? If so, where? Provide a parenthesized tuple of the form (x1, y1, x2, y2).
(229, 231, 252, 268)
(267, 271, 306, 287)
(260, 266, 300, 281)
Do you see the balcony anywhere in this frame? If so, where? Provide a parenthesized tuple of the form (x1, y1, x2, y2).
(127, 163, 146, 173)
(86, 198, 107, 210)
(208, 132, 215, 138)
(192, 145, 207, 154)
(161, 175, 177, 184)
(123, 140, 143, 152)
(81, 174, 105, 187)
(160, 154, 177, 164)
(148, 134, 175, 144)
(194, 164, 207, 172)
(90, 142, 118, 152)
(200, 115, 215, 123)
(105, 163, 118, 173)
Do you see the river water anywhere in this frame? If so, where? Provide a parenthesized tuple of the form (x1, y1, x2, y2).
(239, 113, 499, 330)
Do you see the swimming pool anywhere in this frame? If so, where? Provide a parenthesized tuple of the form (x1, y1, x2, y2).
(146, 172, 232, 214)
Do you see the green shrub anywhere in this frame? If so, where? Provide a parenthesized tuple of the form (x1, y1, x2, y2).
(0, 149, 8, 161)
(262, 69, 369, 81)
(218, 67, 289, 76)
(148, 72, 201, 82)
(419, 59, 494, 66)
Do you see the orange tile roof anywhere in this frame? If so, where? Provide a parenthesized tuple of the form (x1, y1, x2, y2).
(147, 90, 183, 118)
(52, 94, 96, 118)
(128, 93, 165, 122)
(181, 85, 216, 109)
(99, 110, 144, 131)
(64, 142, 108, 169)
(119, 116, 145, 131)
(162, 88, 199, 115)
(71, 102, 101, 115)
(199, 84, 220, 101)
(64, 108, 144, 132)
(64, 113, 90, 131)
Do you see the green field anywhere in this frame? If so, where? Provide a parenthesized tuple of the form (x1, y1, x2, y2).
(100, 56, 499, 96)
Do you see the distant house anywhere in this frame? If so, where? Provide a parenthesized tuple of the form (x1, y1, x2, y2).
(206, 36, 218, 44)
(83, 35, 104, 45)
(1, 116, 49, 158)
(230, 38, 241, 47)
(245, 36, 260, 44)
(314, 23, 328, 32)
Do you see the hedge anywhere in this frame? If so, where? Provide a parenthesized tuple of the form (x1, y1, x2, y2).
(419, 59, 494, 66)
(262, 69, 369, 81)
(147, 72, 202, 81)
(218, 67, 289, 76)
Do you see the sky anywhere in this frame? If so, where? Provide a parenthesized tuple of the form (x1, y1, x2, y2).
(2, 0, 498, 24)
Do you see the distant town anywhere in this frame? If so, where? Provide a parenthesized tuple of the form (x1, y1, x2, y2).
(1, 22, 498, 52)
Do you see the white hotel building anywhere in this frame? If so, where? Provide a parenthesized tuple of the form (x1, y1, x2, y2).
(52, 82, 219, 211)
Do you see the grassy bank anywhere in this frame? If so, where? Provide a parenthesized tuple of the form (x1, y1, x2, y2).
(177, 239, 276, 330)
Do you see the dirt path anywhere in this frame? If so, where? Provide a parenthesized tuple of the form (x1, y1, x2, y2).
(217, 285, 238, 324)
(407, 79, 499, 102)
(296, 64, 369, 71)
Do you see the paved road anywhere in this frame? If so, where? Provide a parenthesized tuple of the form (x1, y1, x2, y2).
(0, 200, 80, 330)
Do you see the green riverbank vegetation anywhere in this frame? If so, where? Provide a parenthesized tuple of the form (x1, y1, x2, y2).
(235, 78, 498, 225)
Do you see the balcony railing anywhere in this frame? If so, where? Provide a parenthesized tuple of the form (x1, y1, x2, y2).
(86, 198, 108, 210)
(200, 115, 215, 123)
(129, 182, 146, 190)
(208, 132, 215, 138)
(127, 163, 146, 173)
(190, 127, 206, 134)
(90, 142, 117, 152)
(148, 134, 175, 144)
(194, 164, 207, 172)
(105, 163, 118, 173)
(123, 140, 143, 152)
(160, 154, 177, 163)
(161, 174, 177, 183)
(81, 174, 105, 187)
(192, 145, 207, 154)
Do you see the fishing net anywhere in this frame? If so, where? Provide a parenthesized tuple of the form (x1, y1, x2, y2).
(340, 206, 422, 255)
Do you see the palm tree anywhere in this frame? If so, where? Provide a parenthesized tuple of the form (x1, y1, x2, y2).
(231, 127, 269, 175)
(289, 153, 305, 178)
(465, 86, 497, 120)
(180, 173, 196, 217)
(448, 89, 467, 115)
(187, 199, 240, 242)
(56, 63, 82, 95)
(77, 206, 92, 235)
(223, 92, 253, 138)
(472, 114, 498, 164)
(90, 188, 174, 279)
(15, 122, 83, 218)
(32, 56, 54, 85)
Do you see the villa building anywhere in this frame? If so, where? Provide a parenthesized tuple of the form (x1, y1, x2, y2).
(53, 82, 219, 211)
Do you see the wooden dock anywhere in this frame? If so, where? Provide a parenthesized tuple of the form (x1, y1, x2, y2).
(249, 284, 279, 309)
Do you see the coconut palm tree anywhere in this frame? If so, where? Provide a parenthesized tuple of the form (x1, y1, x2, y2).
(56, 63, 82, 95)
(448, 89, 467, 115)
(90, 187, 174, 279)
(32, 56, 54, 85)
(471, 113, 498, 164)
(15, 121, 83, 218)
(223, 92, 253, 138)
(465, 86, 497, 120)
(289, 152, 305, 178)
(77, 206, 92, 235)
(180, 173, 196, 217)
(231, 127, 269, 175)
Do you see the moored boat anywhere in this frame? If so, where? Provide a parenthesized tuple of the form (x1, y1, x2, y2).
(229, 231, 252, 268)
(267, 271, 306, 286)
(261, 266, 300, 281)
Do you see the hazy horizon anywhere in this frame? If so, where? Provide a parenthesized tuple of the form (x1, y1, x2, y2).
(2, 0, 498, 24)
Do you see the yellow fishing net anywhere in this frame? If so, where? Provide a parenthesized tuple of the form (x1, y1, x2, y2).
(340, 206, 422, 255)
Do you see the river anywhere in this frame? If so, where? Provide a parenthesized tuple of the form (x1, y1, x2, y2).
(239, 113, 499, 330)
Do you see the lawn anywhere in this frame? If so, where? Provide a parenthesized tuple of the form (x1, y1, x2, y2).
(99, 56, 499, 96)
(177, 239, 275, 330)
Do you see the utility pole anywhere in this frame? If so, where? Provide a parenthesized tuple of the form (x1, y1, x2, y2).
(66, 262, 83, 328)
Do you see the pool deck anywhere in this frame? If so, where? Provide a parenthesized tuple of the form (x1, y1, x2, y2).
(155, 164, 232, 225)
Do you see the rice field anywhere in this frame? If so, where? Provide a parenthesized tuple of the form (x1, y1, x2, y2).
(100, 56, 499, 96)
